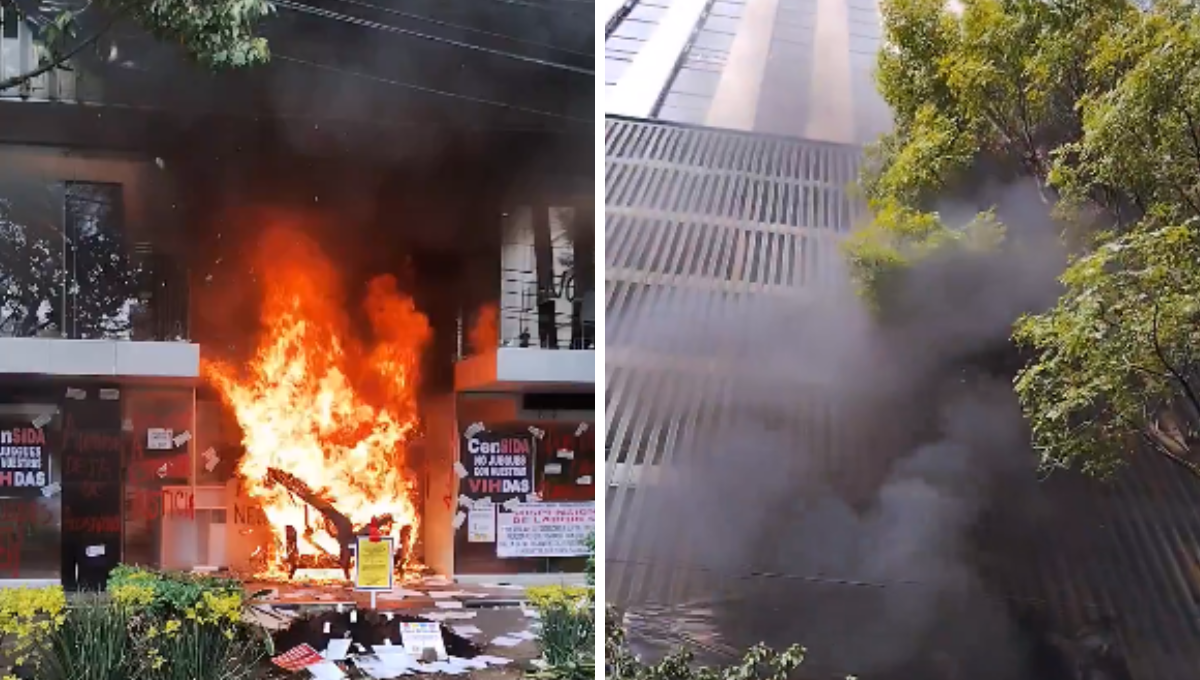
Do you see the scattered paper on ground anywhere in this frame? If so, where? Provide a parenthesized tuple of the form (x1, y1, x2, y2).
(474, 655, 514, 665)
(308, 661, 347, 680)
(421, 611, 476, 621)
(428, 591, 464, 599)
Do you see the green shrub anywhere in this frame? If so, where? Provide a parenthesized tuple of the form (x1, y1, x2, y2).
(526, 585, 591, 610)
(108, 565, 271, 680)
(0, 570, 271, 680)
(585, 533, 595, 587)
(527, 577, 595, 680)
(0, 585, 66, 679)
(605, 604, 808, 680)
(529, 601, 595, 680)
(136, 618, 265, 680)
(39, 593, 130, 680)
(107, 565, 244, 617)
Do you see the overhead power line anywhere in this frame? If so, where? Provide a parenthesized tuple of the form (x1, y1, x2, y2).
(273, 54, 594, 125)
(276, 0, 594, 76)
(467, 0, 593, 13)
(325, 0, 594, 58)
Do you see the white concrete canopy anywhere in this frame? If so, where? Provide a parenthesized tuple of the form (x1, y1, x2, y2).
(454, 348, 595, 392)
(0, 338, 200, 378)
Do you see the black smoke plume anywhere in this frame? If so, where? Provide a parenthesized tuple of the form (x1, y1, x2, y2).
(606, 180, 1113, 679)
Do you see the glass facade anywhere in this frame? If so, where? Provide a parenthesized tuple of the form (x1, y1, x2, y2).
(0, 402, 61, 581)
(608, 0, 891, 144)
(453, 394, 596, 575)
(657, 0, 746, 124)
(755, 0, 817, 135)
(0, 153, 188, 342)
(606, 0, 671, 104)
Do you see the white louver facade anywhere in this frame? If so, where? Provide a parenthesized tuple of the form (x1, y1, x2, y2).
(604, 118, 865, 606)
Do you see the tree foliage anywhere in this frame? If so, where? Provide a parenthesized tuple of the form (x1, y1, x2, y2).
(1014, 222, 1200, 477)
(110, 0, 274, 69)
(0, 187, 144, 340)
(605, 606, 809, 680)
(851, 0, 1200, 476)
(0, 0, 272, 92)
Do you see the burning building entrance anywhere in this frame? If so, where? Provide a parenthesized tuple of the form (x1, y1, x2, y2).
(204, 227, 430, 582)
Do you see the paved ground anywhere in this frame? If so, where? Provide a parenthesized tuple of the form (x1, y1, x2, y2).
(247, 576, 529, 611)
(248, 577, 546, 678)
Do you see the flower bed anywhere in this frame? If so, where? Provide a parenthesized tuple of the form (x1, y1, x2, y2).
(0, 566, 272, 680)
(525, 533, 597, 680)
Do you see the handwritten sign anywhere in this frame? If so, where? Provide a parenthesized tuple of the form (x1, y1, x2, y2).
(354, 536, 394, 591)
(497, 502, 595, 558)
(400, 622, 447, 660)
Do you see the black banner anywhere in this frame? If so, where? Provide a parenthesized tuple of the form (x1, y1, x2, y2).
(60, 386, 124, 591)
(461, 430, 534, 499)
(0, 417, 50, 497)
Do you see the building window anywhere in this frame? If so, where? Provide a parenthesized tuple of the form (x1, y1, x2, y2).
(1, 8, 18, 40)
(0, 404, 62, 581)
(63, 182, 143, 340)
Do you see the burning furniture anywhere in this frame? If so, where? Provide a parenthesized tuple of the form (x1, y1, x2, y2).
(265, 467, 413, 580)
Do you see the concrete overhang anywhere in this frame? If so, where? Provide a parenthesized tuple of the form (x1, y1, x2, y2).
(0, 338, 200, 378)
(454, 348, 595, 393)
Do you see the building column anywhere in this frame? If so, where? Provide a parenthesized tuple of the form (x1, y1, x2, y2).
(706, 0, 782, 130)
(804, 0, 856, 143)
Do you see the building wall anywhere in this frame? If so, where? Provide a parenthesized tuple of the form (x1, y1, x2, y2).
(606, 0, 891, 144)
(452, 392, 595, 576)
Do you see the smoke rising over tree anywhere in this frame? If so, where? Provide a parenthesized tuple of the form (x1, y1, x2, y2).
(607, 180, 1111, 679)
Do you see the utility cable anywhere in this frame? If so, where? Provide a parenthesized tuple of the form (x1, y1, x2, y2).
(273, 54, 593, 125)
(325, 0, 594, 57)
(466, 0, 592, 13)
(276, 0, 594, 76)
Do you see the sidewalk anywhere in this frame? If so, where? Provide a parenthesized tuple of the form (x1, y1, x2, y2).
(247, 577, 545, 677)
(246, 575, 531, 611)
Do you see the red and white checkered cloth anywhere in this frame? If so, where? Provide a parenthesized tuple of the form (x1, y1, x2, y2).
(271, 644, 324, 671)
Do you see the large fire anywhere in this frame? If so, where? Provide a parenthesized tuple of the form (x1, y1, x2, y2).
(204, 228, 430, 580)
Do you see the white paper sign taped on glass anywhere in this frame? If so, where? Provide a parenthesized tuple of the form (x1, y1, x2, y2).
(496, 502, 595, 558)
(147, 428, 174, 451)
(467, 503, 496, 543)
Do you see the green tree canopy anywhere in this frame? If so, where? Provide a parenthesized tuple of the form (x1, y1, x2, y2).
(0, 0, 273, 93)
(850, 0, 1200, 477)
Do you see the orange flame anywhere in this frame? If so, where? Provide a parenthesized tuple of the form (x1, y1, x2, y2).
(204, 227, 430, 579)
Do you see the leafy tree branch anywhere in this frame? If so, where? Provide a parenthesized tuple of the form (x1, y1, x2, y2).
(0, 0, 273, 96)
(0, 15, 113, 93)
(848, 0, 1200, 480)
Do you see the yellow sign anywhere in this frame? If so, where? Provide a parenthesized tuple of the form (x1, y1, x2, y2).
(355, 536, 395, 591)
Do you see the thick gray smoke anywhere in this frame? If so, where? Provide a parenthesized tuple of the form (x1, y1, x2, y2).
(609, 181, 1071, 678)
